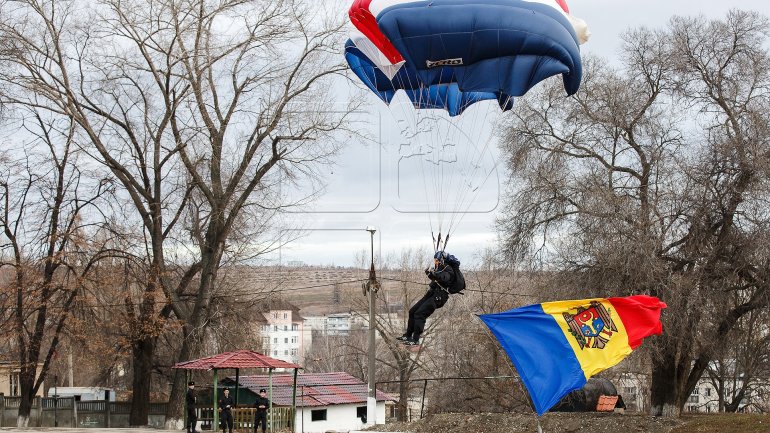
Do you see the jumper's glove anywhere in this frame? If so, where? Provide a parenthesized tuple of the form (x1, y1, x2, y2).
(424, 267, 431, 276)
(427, 270, 437, 280)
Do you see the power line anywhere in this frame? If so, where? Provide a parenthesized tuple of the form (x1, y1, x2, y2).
(3, 279, 369, 311)
(5, 273, 535, 313)
(379, 277, 535, 298)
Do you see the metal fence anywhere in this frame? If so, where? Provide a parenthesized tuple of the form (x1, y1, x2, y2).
(0, 396, 168, 428)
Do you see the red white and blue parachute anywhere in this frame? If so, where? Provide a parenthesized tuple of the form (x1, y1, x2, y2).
(345, 0, 589, 116)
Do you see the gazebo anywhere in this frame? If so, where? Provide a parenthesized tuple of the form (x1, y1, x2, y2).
(173, 350, 302, 432)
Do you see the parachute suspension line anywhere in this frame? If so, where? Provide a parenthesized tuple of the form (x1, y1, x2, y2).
(445, 93, 509, 235)
(394, 61, 445, 232)
(451, 149, 501, 234)
(431, 230, 437, 252)
(441, 103, 496, 236)
(447, 126, 503, 235)
(383, 65, 440, 239)
(368, 39, 499, 244)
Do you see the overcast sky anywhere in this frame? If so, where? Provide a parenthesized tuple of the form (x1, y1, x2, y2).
(270, 0, 770, 268)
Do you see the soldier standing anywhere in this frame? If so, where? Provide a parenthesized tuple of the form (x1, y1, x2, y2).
(253, 388, 270, 433)
(219, 388, 235, 433)
(186, 381, 198, 433)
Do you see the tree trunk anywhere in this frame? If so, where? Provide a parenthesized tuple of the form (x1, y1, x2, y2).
(166, 237, 222, 427)
(718, 377, 725, 412)
(16, 367, 36, 427)
(397, 360, 410, 422)
(165, 325, 204, 429)
(649, 341, 684, 417)
(129, 337, 155, 426)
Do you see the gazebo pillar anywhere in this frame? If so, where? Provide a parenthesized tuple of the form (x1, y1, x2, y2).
(213, 369, 219, 432)
(291, 368, 298, 429)
(235, 368, 240, 407)
(268, 368, 273, 433)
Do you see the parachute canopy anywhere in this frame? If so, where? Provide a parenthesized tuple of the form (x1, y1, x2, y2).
(346, 0, 588, 115)
(345, 39, 513, 116)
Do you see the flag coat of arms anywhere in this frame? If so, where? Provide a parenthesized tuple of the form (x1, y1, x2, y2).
(479, 295, 666, 415)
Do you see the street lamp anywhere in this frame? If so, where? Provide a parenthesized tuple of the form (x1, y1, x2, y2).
(363, 227, 380, 426)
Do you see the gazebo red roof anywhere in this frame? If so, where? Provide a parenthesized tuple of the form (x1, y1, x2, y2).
(172, 349, 301, 370)
(222, 372, 394, 407)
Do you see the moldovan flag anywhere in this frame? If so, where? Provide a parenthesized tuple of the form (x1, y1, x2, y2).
(479, 295, 666, 415)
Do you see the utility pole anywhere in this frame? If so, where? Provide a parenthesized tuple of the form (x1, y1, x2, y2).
(363, 227, 380, 426)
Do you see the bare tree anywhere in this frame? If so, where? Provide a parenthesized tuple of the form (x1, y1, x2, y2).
(705, 307, 770, 412)
(0, 0, 195, 423)
(155, 0, 350, 424)
(497, 10, 770, 417)
(0, 0, 350, 425)
(0, 110, 112, 426)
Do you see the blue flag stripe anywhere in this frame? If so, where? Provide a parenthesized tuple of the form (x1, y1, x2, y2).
(479, 304, 587, 415)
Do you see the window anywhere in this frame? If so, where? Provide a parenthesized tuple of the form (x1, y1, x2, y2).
(705, 388, 711, 397)
(692, 388, 699, 395)
(284, 313, 288, 319)
(311, 409, 327, 421)
(284, 325, 288, 331)
(284, 338, 288, 344)
(687, 395, 699, 403)
(273, 350, 277, 356)
(623, 386, 636, 395)
(357, 406, 367, 420)
(9, 373, 19, 396)
(291, 336, 298, 344)
(292, 324, 298, 331)
(284, 350, 289, 355)
(273, 313, 278, 319)
(274, 338, 278, 344)
(273, 325, 278, 331)
(291, 349, 297, 356)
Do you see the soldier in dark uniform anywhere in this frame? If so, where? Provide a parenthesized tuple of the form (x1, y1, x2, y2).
(186, 381, 198, 433)
(219, 388, 235, 433)
(253, 388, 270, 433)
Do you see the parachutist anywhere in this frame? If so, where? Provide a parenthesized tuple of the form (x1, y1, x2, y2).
(398, 251, 465, 346)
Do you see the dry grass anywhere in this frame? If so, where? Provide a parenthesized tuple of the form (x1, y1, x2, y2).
(671, 413, 770, 433)
(366, 412, 770, 433)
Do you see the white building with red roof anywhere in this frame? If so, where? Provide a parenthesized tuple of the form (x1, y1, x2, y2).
(221, 371, 394, 433)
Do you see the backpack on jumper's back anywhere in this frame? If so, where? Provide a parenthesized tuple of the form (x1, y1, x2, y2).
(444, 254, 465, 294)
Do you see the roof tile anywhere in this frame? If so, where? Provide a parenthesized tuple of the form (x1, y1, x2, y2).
(173, 350, 301, 370)
(224, 372, 394, 407)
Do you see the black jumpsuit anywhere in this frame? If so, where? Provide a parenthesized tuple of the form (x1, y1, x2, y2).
(405, 264, 455, 342)
(253, 395, 270, 433)
(186, 389, 197, 433)
(219, 394, 235, 433)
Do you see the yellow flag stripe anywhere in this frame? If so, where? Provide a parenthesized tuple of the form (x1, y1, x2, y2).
(541, 298, 633, 379)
